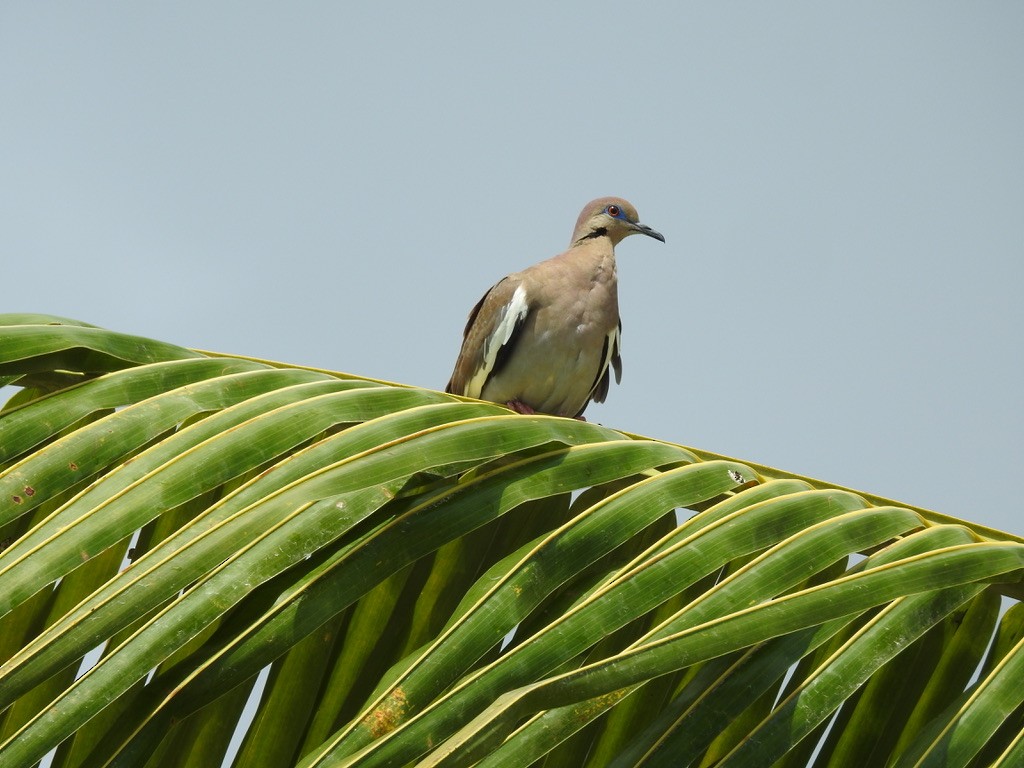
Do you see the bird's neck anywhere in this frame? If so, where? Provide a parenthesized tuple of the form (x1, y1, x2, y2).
(571, 230, 623, 249)
(561, 238, 617, 282)
(572, 227, 609, 247)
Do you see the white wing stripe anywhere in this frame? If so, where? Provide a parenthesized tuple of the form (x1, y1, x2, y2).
(465, 285, 529, 399)
(591, 325, 619, 396)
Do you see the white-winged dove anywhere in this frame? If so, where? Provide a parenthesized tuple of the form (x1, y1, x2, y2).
(446, 197, 664, 419)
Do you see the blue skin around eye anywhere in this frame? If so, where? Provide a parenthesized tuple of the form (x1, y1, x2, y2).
(605, 206, 629, 221)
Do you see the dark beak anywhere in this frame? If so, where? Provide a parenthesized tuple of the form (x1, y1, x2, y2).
(632, 222, 665, 242)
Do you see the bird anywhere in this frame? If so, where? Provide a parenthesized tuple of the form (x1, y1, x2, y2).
(446, 197, 664, 419)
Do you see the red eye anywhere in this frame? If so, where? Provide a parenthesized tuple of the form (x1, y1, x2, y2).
(607, 205, 620, 217)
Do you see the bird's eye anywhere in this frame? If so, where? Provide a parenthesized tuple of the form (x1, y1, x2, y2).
(606, 205, 620, 217)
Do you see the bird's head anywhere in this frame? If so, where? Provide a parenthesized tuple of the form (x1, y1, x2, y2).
(571, 197, 665, 247)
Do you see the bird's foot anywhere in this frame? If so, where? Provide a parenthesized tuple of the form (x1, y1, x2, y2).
(505, 401, 587, 421)
(506, 400, 537, 415)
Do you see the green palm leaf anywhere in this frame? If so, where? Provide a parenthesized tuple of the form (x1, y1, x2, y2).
(0, 315, 1021, 768)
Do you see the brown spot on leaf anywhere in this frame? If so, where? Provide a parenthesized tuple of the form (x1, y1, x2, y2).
(575, 688, 629, 717)
(362, 688, 408, 738)
(69, 461, 79, 471)
(12, 495, 22, 504)
(24, 486, 35, 497)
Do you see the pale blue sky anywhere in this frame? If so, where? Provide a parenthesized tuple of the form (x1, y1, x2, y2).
(3, 3, 1022, 535)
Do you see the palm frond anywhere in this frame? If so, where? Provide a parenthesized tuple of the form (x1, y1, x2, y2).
(1, 314, 1021, 768)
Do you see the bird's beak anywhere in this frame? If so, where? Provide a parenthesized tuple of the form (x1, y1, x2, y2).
(632, 222, 665, 242)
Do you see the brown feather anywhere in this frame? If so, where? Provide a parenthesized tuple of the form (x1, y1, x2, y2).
(445, 277, 521, 396)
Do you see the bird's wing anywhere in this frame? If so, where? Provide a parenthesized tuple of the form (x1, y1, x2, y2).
(585, 320, 622, 410)
(446, 277, 531, 399)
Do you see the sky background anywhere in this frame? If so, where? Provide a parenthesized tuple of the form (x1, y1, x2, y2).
(2, 3, 1022, 537)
